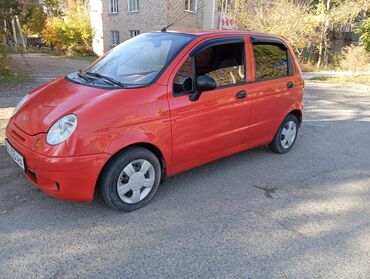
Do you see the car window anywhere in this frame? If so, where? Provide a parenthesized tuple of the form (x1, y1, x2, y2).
(253, 43, 289, 80)
(173, 42, 245, 94)
(195, 43, 245, 87)
(173, 57, 193, 93)
(84, 33, 194, 86)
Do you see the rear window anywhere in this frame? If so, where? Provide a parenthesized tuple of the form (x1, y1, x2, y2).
(253, 43, 289, 80)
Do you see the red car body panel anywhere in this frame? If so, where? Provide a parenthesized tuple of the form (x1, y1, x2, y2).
(5, 31, 304, 201)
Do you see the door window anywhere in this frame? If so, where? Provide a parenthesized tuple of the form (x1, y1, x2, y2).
(173, 41, 245, 94)
(253, 43, 289, 80)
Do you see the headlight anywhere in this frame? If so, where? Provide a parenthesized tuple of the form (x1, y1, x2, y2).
(46, 114, 78, 145)
(12, 94, 29, 116)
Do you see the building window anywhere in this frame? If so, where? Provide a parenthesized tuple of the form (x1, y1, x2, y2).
(129, 30, 140, 38)
(185, 0, 197, 12)
(110, 31, 120, 46)
(128, 0, 139, 11)
(109, 0, 118, 13)
(218, 0, 234, 13)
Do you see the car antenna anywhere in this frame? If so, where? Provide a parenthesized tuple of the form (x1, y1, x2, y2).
(161, 4, 206, 32)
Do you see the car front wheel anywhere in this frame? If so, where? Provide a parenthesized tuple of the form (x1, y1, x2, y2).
(99, 147, 161, 211)
(269, 114, 299, 154)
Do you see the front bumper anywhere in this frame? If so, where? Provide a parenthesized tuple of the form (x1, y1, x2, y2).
(5, 121, 110, 202)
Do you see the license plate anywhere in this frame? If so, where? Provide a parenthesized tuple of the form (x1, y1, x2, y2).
(5, 140, 25, 171)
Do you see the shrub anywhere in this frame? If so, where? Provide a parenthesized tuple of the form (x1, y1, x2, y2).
(42, 0, 92, 54)
(340, 45, 370, 75)
(356, 18, 370, 53)
(0, 47, 12, 77)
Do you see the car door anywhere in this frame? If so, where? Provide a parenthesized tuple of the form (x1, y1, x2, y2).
(245, 36, 299, 143)
(168, 37, 252, 169)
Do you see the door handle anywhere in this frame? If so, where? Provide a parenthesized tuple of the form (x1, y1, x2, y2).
(287, 81, 294, 89)
(236, 90, 247, 99)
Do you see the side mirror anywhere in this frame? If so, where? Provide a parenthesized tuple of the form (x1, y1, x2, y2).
(189, 75, 217, 101)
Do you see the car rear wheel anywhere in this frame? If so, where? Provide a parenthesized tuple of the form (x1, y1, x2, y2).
(269, 114, 299, 154)
(99, 147, 161, 211)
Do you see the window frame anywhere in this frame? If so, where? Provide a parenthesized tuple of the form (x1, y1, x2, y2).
(185, 0, 198, 12)
(129, 30, 140, 38)
(109, 0, 119, 14)
(173, 37, 247, 96)
(250, 36, 294, 82)
(110, 30, 120, 46)
(218, 0, 234, 13)
(128, 0, 139, 12)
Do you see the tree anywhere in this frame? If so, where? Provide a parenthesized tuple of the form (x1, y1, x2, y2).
(231, 0, 318, 59)
(356, 18, 370, 53)
(340, 44, 370, 74)
(23, 4, 47, 37)
(0, 0, 21, 42)
(313, 0, 370, 68)
(42, 0, 93, 54)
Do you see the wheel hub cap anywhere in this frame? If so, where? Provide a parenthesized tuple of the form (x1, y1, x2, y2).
(129, 173, 145, 191)
(116, 159, 155, 204)
(280, 120, 297, 149)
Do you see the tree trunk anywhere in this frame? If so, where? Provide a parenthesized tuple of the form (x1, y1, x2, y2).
(316, 0, 330, 69)
(11, 17, 18, 51)
(15, 15, 26, 50)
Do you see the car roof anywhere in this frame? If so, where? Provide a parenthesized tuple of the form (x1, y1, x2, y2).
(165, 29, 284, 40)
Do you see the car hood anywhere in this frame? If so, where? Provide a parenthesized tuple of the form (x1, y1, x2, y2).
(14, 77, 109, 135)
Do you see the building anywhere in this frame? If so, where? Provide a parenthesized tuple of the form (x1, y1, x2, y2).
(90, 0, 234, 55)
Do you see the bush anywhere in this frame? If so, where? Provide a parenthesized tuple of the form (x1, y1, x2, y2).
(356, 18, 370, 53)
(340, 45, 370, 75)
(0, 47, 12, 77)
(42, 1, 92, 54)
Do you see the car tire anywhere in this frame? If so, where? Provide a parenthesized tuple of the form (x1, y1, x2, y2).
(99, 146, 161, 211)
(269, 114, 299, 154)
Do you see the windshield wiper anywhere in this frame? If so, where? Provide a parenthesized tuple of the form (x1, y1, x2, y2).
(85, 71, 126, 88)
(77, 70, 92, 82)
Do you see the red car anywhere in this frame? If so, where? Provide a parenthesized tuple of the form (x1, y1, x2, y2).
(5, 31, 303, 211)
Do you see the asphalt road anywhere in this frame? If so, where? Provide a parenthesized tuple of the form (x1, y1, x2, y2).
(1, 55, 370, 278)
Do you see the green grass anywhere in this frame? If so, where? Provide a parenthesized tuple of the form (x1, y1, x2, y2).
(50, 53, 98, 62)
(0, 53, 31, 85)
(0, 72, 31, 85)
(309, 75, 370, 85)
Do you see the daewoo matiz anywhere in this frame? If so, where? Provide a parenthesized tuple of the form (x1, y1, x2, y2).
(6, 31, 303, 211)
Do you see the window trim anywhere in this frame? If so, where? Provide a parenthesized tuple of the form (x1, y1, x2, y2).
(129, 30, 140, 38)
(250, 36, 294, 82)
(218, 0, 234, 13)
(109, 0, 119, 14)
(185, 0, 198, 12)
(173, 37, 247, 96)
(110, 30, 120, 47)
(128, 0, 139, 12)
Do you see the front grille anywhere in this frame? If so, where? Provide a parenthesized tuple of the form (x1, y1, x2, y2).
(11, 129, 25, 142)
(26, 169, 37, 183)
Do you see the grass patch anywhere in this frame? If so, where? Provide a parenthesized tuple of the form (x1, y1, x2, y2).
(50, 53, 98, 62)
(309, 75, 370, 84)
(0, 52, 31, 85)
(0, 72, 31, 85)
(300, 63, 320, 72)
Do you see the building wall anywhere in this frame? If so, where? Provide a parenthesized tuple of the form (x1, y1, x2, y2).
(90, 0, 105, 55)
(90, 0, 211, 54)
(202, 0, 218, 29)
(167, 0, 204, 30)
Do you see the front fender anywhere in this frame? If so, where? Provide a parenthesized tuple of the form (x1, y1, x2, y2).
(65, 83, 172, 166)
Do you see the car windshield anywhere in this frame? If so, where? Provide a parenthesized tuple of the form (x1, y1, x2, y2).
(84, 32, 195, 86)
